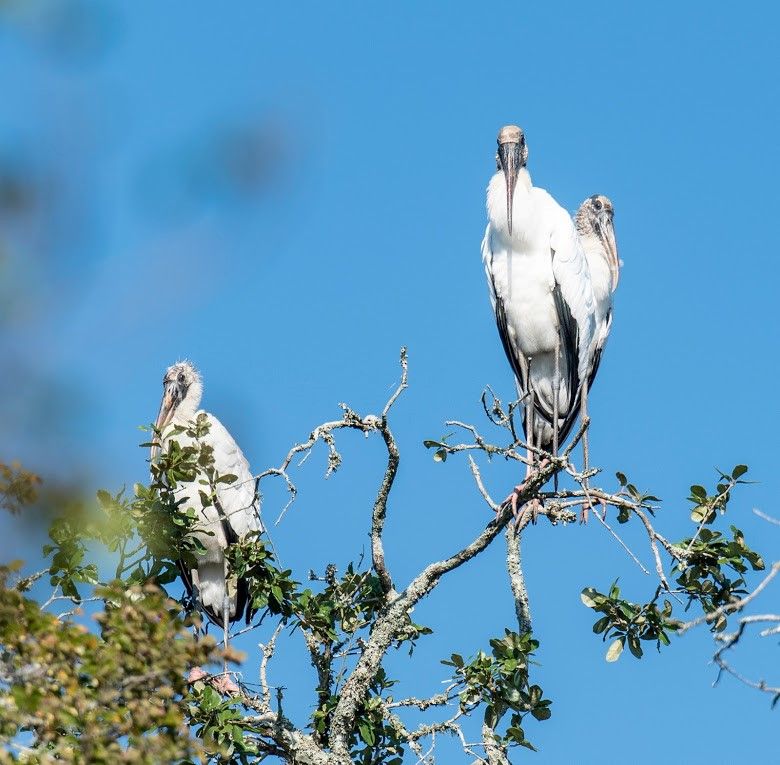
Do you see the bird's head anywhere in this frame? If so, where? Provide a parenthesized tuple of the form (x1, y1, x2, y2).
(154, 360, 203, 434)
(495, 125, 528, 236)
(576, 195, 619, 291)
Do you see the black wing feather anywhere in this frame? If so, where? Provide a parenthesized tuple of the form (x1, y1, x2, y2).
(213, 497, 253, 626)
(488, 246, 584, 451)
(587, 308, 612, 390)
(549, 275, 582, 448)
(493, 292, 528, 391)
(178, 500, 251, 630)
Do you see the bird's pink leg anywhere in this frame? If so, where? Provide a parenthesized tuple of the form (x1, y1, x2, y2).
(502, 458, 549, 523)
(579, 385, 592, 524)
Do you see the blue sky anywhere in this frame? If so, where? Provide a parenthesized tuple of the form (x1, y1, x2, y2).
(1, 2, 779, 761)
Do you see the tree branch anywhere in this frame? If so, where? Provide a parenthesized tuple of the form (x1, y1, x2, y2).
(327, 458, 559, 761)
(505, 524, 532, 633)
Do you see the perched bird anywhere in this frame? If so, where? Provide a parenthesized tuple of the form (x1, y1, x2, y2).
(151, 360, 261, 640)
(575, 195, 620, 389)
(482, 126, 595, 502)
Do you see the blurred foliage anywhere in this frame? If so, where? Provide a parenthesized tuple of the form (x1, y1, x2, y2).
(0, 462, 41, 515)
(0, 573, 218, 763)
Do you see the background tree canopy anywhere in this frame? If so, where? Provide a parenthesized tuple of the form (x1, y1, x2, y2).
(1, 2, 779, 763)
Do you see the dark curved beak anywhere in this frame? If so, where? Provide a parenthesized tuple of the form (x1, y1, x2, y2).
(597, 215, 619, 292)
(151, 382, 180, 460)
(498, 142, 521, 235)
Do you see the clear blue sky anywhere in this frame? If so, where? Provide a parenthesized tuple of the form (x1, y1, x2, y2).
(1, 2, 779, 761)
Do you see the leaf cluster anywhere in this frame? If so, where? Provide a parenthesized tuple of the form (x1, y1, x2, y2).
(0, 461, 41, 515)
(581, 582, 676, 662)
(443, 630, 551, 752)
(673, 525, 764, 630)
(583, 465, 767, 662)
(0, 571, 219, 763)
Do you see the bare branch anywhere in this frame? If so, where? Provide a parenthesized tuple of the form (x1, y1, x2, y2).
(382, 346, 408, 419)
(467, 456, 500, 512)
(590, 505, 651, 576)
(505, 524, 532, 633)
(259, 622, 284, 710)
(481, 722, 510, 765)
(387, 685, 458, 710)
(711, 615, 780, 699)
(754, 509, 780, 527)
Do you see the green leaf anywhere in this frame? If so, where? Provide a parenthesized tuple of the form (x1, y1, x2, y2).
(531, 706, 552, 721)
(732, 465, 748, 479)
(627, 635, 643, 659)
(580, 588, 600, 608)
(357, 720, 375, 746)
(605, 638, 624, 663)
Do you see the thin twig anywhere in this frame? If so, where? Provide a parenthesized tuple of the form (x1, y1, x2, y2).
(591, 506, 651, 576)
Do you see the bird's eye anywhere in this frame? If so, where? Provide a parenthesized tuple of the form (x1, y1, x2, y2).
(177, 373, 185, 384)
(593, 199, 602, 211)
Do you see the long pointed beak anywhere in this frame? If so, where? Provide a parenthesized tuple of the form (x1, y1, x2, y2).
(498, 143, 520, 235)
(151, 383, 179, 460)
(601, 219, 619, 292)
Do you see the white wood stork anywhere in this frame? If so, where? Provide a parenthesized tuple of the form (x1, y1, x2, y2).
(481, 126, 596, 510)
(152, 361, 261, 644)
(575, 195, 620, 390)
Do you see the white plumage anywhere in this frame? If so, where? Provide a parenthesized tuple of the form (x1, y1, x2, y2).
(575, 195, 620, 390)
(482, 126, 595, 454)
(152, 361, 261, 628)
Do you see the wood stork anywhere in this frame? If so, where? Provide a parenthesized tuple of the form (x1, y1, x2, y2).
(481, 126, 595, 511)
(152, 360, 261, 647)
(575, 195, 620, 389)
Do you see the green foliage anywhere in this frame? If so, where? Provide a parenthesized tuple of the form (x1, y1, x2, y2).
(186, 682, 261, 761)
(303, 564, 432, 758)
(687, 464, 750, 525)
(422, 433, 454, 463)
(443, 630, 552, 752)
(614, 471, 660, 523)
(1, 418, 773, 764)
(583, 466, 767, 661)
(227, 535, 299, 619)
(42, 515, 98, 601)
(581, 582, 676, 661)
(673, 525, 764, 629)
(0, 571, 219, 763)
(313, 670, 407, 765)
(297, 563, 386, 643)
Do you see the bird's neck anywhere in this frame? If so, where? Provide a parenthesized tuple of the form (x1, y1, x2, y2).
(514, 167, 533, 195)
(173, 382, 203, 425)
(487, 167, 534, 239)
